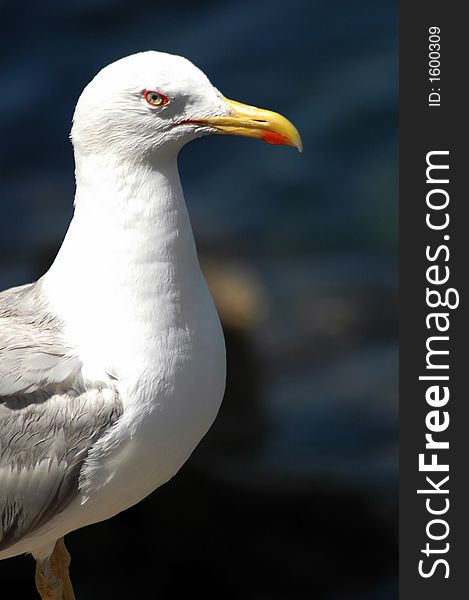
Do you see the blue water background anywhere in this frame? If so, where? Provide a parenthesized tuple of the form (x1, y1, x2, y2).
(0, 1, 398, 597)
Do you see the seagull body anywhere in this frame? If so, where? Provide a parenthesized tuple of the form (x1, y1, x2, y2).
(0, 159, 225, 561)
(0, 51, 301, 597)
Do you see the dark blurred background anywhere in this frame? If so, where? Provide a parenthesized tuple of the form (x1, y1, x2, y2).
(0, 1, 398, 598)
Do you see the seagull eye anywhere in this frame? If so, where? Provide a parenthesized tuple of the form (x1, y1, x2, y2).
(144, 90, 169, 107)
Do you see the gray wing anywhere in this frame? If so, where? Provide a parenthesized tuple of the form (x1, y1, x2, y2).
(0, 387, 122, 552)
(0, 282, 82, 396)
(0, 282, 122, 552)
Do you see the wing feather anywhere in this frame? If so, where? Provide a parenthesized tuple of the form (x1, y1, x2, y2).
(0, 281, 123, 551)
(0, 282, 82, 396)
(0, 387, 122, 551)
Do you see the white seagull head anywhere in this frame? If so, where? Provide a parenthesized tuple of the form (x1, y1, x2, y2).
(71, 50, 302, 160)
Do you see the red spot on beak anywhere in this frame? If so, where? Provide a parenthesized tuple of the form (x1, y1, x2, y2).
(260, 131, 291, 146)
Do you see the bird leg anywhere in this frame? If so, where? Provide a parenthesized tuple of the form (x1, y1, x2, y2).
(54, 538, 76, 600)
(35, 537, 76, 600)
(35, 557, 63, 600)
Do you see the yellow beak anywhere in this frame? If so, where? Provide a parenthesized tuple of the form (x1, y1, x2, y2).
(189, 97, 303, 152)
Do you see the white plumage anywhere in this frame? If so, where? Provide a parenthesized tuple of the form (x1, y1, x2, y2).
(0, 51, 301, 598)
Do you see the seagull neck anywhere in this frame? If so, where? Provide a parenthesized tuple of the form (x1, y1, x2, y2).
(44, 152, 202, 307)
(74, 152, 186, 217)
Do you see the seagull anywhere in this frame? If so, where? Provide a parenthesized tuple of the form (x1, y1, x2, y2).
(0, 51, 301, 599)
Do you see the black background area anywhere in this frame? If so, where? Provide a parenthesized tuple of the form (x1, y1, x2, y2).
(400, 4, 468, 598)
